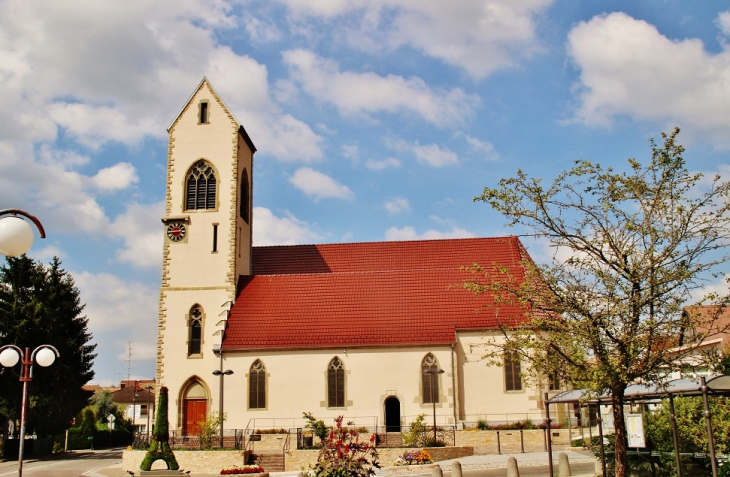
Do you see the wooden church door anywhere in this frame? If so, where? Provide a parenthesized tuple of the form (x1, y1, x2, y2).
(184, 399, 207, 436)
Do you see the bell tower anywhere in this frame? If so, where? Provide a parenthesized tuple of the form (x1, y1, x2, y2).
(156, 78, 255, 430)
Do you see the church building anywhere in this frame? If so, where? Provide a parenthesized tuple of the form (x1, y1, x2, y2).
(157, 78, 557, 436)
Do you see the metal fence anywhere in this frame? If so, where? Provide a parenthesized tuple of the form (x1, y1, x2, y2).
(132, 429, 245, 450)
(294, 425, 456, 449)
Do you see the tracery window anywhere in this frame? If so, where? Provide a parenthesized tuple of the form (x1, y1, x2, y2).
(185, 160, 217, 210)
(188, 306, 203, 356)
(327, 357, 345, 408)
(249, 360, 266, 409)
(422, 353, 440, 404)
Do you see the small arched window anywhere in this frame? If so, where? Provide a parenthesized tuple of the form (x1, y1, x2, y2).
(188, 306, 203, 356)
(249, 360, 266, 409)
(327, 357, 345, 408)
(240, 169, 250, 224)
(185, 160, 217, 211)
(422, 353, 440, 404)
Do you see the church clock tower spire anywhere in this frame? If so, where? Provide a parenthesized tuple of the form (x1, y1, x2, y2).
(156, 79, 255, 432)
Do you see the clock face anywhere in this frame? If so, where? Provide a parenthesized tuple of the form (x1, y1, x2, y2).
(166, 222, 187, 242)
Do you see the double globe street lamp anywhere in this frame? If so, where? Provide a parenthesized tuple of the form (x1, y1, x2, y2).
(0, 209, 56, 477)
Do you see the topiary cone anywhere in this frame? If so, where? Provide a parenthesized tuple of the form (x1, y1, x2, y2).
(140, 386, 180, 471)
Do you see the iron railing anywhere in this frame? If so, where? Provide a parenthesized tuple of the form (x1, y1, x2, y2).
(295, 425, 456, 449)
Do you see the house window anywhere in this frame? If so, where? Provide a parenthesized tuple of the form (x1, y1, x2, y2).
(422, 353, 440, 404)
(548, 372, 561, 391)
(185, 160, 217, 210)
(188, 306, 203, 356)
(328, 357, 345, 407)
(240, 169, 250, 224)
(249, 360, 266, 409)
(199, 101, 209, 124)
(504, 352, 522, 391)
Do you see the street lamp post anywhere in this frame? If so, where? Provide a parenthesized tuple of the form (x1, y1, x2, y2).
(0, 209, 50, 477)
(132, 390, 139, 437)
(423, 367, 444, 445)
(145, 386, 154, 442)
(0, 209, 46, 257)
(0, 345, 59, 477)
(212, 369, 233, 448)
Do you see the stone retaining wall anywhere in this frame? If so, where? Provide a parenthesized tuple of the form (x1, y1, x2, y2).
(454, 429, 570, 453)
(284, 446, 474, 472)
(123, 450, 245, 474)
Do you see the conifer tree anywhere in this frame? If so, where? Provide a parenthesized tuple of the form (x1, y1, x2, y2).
(0, 256, 96, 436)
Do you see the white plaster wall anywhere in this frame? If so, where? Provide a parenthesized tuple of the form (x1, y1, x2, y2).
(456, 331, 545, 423)
(173, 346, 457, 431)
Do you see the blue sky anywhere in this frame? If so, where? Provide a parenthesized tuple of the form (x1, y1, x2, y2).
(2, 0, 730, 385)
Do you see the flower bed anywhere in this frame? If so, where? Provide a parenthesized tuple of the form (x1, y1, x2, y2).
(220, 465, 265, 475)
(393, 450, 432, 466)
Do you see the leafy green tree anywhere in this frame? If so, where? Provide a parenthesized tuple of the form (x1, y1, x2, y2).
(645, 397, 730, 474)
(0, 256, 96, 437)
(467, 129, 730, 477)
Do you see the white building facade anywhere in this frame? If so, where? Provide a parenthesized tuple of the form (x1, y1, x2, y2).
(156, 79, 559, 436)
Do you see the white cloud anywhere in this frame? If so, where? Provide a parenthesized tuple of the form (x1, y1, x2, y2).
(0, 0, 323, 161)
(718, 11, 730, 36)
(275, 0, 552, 78)
(111, 202, 165, 268)
(289, 167, 355, 201)
(412, 143, 459, 167)
(253, 206, 324, 245)
(74, 270, 159, 380)
(243, 14, 283, 43)
(461, 133, 499, 161)
(282, 49, 479, 127)
(389, 139, 458, 167)
(89, 163, 139, 191)
(384, 197, 410, 215)
(384, 225, 476, 241)
(75, 270, 158, 332)
(568, 12, 730, 147)
(366, 157, 401, 170)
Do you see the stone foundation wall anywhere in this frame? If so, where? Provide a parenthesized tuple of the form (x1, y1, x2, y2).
(284, 447, 474, 472)
(123, 450, 245, 473)
(454, 429, 570, 453)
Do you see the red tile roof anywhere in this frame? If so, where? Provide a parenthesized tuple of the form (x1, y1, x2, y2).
(223, 237, 533, 350)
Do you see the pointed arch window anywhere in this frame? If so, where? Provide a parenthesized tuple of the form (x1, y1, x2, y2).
(422, 353, 441, 404)
(327, 357, 345, 408)
(504, 351, 522, 391)
(249, 360, 266, 409)
(240, 169, 250, 224)
(185, 160, 217, 211)
(188, 306, 203, 356)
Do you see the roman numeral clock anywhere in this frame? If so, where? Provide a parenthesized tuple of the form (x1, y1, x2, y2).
(162, 217, 189, 244)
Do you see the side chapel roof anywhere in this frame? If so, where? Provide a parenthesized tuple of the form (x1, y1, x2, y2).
(222, 236, 534, 351)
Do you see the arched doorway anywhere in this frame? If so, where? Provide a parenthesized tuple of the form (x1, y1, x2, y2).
(182, 381, 208, 436)
(384, 396, 401, 432)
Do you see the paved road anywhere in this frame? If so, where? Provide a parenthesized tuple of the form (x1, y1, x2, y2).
(0, 448, 127, 477)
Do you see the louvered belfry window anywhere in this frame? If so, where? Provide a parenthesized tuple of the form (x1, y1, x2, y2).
(249, 360, 266, 409)
(185, 160, 217, 210)
(328, 357, 345, 407)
